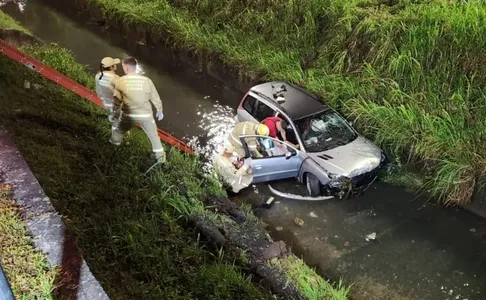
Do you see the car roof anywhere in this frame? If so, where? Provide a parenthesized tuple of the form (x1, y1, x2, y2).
(249, 81, 328, 120)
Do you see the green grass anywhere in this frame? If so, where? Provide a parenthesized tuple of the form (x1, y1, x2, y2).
(85, 0, 486, 205)
(271, 256, 350, 300)
(0, 184, 56, 299)
(0, 12, 348, 299)
(0, 11, 30, 33)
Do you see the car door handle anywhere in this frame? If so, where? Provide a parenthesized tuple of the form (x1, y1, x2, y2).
(254, 165, 261, 170)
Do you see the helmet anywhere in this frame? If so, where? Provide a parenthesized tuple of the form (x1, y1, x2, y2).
(257, 124, 270, 136)
(224, 143, 235, 153)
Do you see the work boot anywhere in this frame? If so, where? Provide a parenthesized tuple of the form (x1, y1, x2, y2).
(109, 137, 121, 146)
(156, 151, 166, 164)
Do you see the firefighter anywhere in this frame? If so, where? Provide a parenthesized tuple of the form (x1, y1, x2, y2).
(228, 121, 269, 158)
(95, 57, 120, 124)
(213, 144, 253, 193)
(109, 56, 166, 163)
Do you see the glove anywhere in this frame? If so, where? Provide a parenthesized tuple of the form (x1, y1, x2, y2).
(156, 110, 164, 121)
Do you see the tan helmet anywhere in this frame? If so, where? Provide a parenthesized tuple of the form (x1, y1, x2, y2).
(257, 124, 270, 136)
(224, 143, 235, 153)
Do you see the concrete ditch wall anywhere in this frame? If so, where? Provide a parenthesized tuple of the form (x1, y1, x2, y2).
(0, 127, 109, 300)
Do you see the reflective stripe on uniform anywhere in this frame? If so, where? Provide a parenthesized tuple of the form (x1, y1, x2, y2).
(127, 113, 152, 118)
(153, 148, 164, 153)
(231, 122, 256, 146)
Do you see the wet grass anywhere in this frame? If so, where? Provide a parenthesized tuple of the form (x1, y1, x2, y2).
(0, 184, 57, 299)
(87, 0, 486, 205)
(0, 12, 348, 299)
(271, 256, 350, 300)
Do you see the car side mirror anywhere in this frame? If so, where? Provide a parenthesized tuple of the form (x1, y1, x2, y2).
(286, 149, 297, 159)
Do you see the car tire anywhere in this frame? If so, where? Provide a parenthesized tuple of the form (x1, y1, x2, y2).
(306, 173, 321, 197)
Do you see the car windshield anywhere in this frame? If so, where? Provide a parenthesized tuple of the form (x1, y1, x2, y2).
(294, 110, 358, 152)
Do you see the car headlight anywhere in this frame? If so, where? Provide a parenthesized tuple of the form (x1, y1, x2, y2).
(327, 172, 344, 188)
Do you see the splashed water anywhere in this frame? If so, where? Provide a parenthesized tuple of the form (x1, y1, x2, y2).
(184, 100, 236, 173)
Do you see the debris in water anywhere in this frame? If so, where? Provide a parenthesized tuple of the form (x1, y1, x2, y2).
(294, 217, 304, 227)
(204, 95, 210, 99)
(365, 232, 377, 241)
(344, 241, 350, 247)
(309, 211, 318, 218)
(276, 227, 283, 231)
(469, 228, 476, 233)
(268, 184, 334, 201)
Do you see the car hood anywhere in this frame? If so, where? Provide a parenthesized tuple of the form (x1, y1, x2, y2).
(307, 136, 382, 178)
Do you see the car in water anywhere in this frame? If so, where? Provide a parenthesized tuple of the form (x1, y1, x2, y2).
(234, 81, 386, 197)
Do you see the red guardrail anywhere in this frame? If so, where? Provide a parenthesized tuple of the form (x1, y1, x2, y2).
(0, 38, 194, 155)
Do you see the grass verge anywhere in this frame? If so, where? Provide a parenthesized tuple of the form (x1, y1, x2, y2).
(0, 12, 348, 299)
(84, 0, 486, 205)
(0, 184, 56, 299)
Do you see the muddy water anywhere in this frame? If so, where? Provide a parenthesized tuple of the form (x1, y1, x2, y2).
(3, 1, 486, 299)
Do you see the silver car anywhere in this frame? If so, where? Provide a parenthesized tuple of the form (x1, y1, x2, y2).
(235, 81, 386, 197)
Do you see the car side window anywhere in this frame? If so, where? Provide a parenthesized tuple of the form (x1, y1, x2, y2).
(241, 136, 292, 159)
(242, 95, 257, 115)
(253, 100, 275, 121)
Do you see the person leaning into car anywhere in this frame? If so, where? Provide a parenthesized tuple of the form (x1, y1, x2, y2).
(261, 116, 299, 149)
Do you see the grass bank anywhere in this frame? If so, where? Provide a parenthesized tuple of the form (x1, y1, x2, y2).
(0, 12, 348, 299)
(85, 0, 486, 205)
(0, 184, 56, 299)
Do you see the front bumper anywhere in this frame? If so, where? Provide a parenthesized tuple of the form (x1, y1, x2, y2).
(326, 158, 386, 198)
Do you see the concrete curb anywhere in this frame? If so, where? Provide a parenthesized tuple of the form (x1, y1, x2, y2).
(0, 127, 109, 300)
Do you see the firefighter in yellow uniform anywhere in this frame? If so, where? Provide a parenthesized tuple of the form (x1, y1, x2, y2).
(94, 57, 120, 124)
(110, 56, 166, 163)
(228, 121, 270, 158)
(213, 144, 253, 193)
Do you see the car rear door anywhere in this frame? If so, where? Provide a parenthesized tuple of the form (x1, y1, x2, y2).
(237, 93, 277, 122)
(240, 135, 302, 183)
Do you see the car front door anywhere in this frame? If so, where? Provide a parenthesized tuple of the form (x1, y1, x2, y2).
(239, 135, 303, 183)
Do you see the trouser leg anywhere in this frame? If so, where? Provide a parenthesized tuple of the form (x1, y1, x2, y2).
(110, 114, 133, 146)
(139, 118, 165, 161)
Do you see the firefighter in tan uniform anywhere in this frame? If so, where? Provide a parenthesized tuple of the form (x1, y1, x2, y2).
(213, 144, 253, 193)
(110, 56, 166, 163)
(228, 121, 270, 158)
(95, 57, 120, 124)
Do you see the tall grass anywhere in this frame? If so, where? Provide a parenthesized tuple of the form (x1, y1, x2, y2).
(87, 0, 486, 205)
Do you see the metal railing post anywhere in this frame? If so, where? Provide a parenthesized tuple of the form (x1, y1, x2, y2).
(0, 263, 15, 300)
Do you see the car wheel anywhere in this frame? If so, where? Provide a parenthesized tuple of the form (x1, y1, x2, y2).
(306, 173, 321, 197)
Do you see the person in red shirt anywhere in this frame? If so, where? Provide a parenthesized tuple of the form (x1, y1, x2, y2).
(262, 116, 299, 149)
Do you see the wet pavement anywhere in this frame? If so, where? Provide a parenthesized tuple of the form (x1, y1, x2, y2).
(2, 1, 486, 299)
